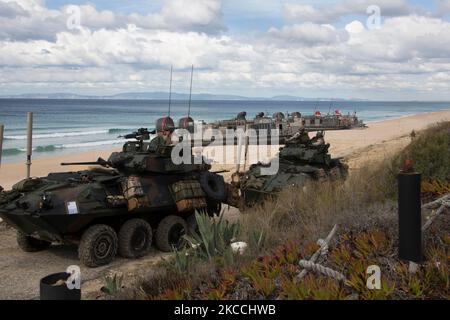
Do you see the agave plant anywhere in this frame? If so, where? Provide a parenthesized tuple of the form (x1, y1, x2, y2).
(101, 273, 123, 296)
(248, 229, 266, 253)
(184, 211, 240, 261)
(172, 248, 191, 273)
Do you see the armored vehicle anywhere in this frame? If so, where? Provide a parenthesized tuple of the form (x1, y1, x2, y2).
(0, 117, 229, 267)
(235, 130, 348, 206)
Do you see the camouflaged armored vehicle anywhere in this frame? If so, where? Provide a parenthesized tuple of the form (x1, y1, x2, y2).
(0, 117, 230, 267)
(236, 130, 348, 206)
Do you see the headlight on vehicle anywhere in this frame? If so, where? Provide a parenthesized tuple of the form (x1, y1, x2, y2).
(39, 193, 53, 210)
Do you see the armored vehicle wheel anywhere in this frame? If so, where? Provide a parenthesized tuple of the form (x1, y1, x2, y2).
(17, 231, 51, 252)
(186, 213, 199, 236)
(206, 201, 222, 217)
(200, 172, 227, 201)
(118, 219, 153, 259)
(78, 224, 118, 268)
(155, 216, 188, 252)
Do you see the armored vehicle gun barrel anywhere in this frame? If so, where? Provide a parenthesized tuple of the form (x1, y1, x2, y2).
(60, 157, 111, 167)
(119, 128, 156, 140)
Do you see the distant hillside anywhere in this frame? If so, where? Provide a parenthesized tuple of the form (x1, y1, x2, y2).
(0, 92, 369, 101)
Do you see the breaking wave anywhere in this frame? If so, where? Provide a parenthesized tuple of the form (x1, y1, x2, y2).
(4, 128, 131, 140)
(62, 139, 128, 148)
(2, 139, 129, 156)
(2, 148, 24, 156)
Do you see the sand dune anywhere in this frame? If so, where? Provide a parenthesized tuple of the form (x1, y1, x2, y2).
(0, 109, 449, 191)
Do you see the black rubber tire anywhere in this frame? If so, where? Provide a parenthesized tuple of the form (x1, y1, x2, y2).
(186, 213, 199, 236)
(17, 231, 51, 252)
(78, 224, 118, 268)
(155, 216, 188, 252)
(118, 219, 153, 259)
(199, 172, 227, 201)
(206, 200, 222, 217)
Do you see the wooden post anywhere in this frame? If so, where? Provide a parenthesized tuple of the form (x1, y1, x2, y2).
(398, 171, 422, 264)
(0, 124, 4, 169)
(26, 112, 33, 178)
(243, 124, 249, 172)
(236, 129, 243, 173)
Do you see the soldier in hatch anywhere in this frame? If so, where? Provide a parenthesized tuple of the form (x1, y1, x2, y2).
(311, 131, 325, 146)
(148, 117, 175, 151)
(286, 128, 311, 146)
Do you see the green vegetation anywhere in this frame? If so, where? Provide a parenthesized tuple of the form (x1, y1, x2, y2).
(184, 212, 239, 263)
(396, 122, 450, 181)
(101, 273, 123, 296)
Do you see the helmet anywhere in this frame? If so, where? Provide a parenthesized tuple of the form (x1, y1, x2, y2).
(273, 112, 285, 121)
(178, 117, 195, 133)
(156, 117, 175, 133)
(236, 112, 247, 120)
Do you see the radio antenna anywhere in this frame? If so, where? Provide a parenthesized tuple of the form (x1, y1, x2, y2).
(168, 65, 173, 117)
(188, 65, 194, 118)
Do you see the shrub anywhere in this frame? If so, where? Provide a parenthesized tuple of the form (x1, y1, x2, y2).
(394, 122, 450, 181)
(184, 212, 240, 263)
(101, 273, 123, 296)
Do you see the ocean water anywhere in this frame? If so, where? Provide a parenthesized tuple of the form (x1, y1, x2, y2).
(0, 99, 448, 163)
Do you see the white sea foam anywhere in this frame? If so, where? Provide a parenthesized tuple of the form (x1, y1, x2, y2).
(9, 139, 131, 155)
(5, 130, 110, 140)
(61, 139, 129, 148)
(4, 128, 131, 140)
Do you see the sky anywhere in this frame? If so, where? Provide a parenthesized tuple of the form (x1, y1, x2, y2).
(1, 0, 450, 100)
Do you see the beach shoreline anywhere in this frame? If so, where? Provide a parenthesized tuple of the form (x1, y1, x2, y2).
(1, 109, 449, 191)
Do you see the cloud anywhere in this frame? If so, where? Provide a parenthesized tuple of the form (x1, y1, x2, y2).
(0, 0, 224, 41)
(0, 27, 256, 70)
(345, 21, 365, 34)
(0, 1, 29, 18)
(71, 5, 118, 30)
(345, 15, 450, 62)
(127, 0, 224, 33)
(436, 0, 450, 14)
(267, 23, 349, 46)
(1, 1, 450, 99)
(283, 0, 414, 23)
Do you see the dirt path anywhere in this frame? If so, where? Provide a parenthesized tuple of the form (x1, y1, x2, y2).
(0, 223, 169, 300)
(0, 206, 240, 300)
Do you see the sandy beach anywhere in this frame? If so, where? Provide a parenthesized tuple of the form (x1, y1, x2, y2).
(1, 109, 449, 190)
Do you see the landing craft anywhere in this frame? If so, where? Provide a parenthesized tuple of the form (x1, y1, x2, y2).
(207, 109, 366, 137)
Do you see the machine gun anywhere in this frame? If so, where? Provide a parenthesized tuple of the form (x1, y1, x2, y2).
(119, 128, 155, 141)
(61, 157, 111, 167)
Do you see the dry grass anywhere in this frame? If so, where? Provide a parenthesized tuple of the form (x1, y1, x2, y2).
(239, 159, 398, 253)
(137, 159, 403, 300)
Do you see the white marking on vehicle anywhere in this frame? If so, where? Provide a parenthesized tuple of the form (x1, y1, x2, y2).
(66, 202, 79, 215)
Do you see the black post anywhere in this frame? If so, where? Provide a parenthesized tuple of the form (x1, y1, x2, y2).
(40, 272, 81, 300)
(398, 171, 422, 263)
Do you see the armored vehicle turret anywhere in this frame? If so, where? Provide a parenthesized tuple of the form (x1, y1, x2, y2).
(236, 129, 348, 206)
(0, 117, 232, 267)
